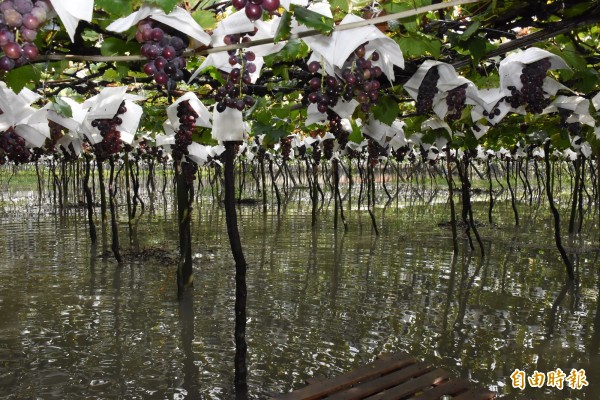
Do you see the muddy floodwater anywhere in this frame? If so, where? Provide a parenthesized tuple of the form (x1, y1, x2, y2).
(0, 190, 599, 399)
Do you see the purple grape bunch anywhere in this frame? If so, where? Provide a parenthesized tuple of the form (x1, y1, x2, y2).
(232, 0, 280, 21)
(339, 43, 383, 114)
(136, 19, 189, 90)
(416, 66, 439, 115)
(214, 34, 257, 113)
(445, 83, 468, 122)
(172, 100, 198, 162)
(0, 126, 30, 164)
(0, 0, 52, 71)
(92, 102, 127, 160)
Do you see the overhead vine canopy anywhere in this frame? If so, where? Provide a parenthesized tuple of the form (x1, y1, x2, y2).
(0, 0, 599, 164)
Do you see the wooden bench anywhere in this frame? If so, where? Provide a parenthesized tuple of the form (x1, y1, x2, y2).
(271, 351, 497, 400)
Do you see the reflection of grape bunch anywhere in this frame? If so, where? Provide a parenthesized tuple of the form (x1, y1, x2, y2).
(215, 34, 257, 113)
(340, 43, 383, 113)
(136, 19, 188, 90)
(416, 66, 439, 114)
(0, 0, 53, 71)
(172, 100, 198, 162)
(0, 127, 30, 164)
(445, 83, 467, 122)
(232, 0, 280, 21)
(280, 136, 292, 161)
(92, 102, 127, 160)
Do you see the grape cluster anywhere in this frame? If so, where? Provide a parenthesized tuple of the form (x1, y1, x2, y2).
(503, 58, 551, 114)
(340, 44, 383, 113)
(327, 110, 349, 150)
(172, 100, 198, 162)
(0, 127, 30, 164)
(0, 0, 52, 71)
(232, 0, 280, 21)
(445, 83, 467, 122)
(136, 19, 188, 90)
(306, 61, 343, 113)
(392, 146, 409, 163)
(367, 138, 385, 167)
(215, 35, 257, 113)
(44, 120, 63, 154)
(322, 138, 334, 160)
(306, 44, 383, 116)
(181, 159, 198, 185)
(280, 135, 292, 161)
(92, 102, 127, 160)
(558, 108, 581, 136)
(416, 66, 440, 114)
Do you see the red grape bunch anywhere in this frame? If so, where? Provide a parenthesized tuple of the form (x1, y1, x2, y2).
(516, 58, 552, 114)
(327, 110, 349, 150)
(0, 127, 31, 164)
(339, 43, 383, 113)
(172, 100, 198, 162)
(445, 83, 468, 122)
(91, 102, 127, 160)
(214, 34, 257, 113)
(232, 0, 280, 21)
(136, 19, 189, 90)
(280, 135, 292, 161)
(416, 66, 439, 114)
(305, 60, 343, 114)
(44, 120, 64, 154)
(0, 0, 53, 71)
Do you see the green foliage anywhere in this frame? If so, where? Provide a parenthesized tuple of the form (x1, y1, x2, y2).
(291, 5, 334, 34)
(145, 0, 180, 13)
(192, 10, 217, 30)
(264, 40, 310, 65)
(50, 97, 73, 118)
(4, 65, 41, 92)
(101, 38, 140, 56)
(396, 32, 441, 58)
(95, 0, 134, 17)
(372, 96, 399, 125)
(274, 11, 292, 42)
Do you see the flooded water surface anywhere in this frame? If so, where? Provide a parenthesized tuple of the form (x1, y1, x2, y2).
(0, 191, 599, 399)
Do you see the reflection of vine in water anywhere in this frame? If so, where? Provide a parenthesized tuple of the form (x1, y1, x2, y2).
(179, 291, 200, 399)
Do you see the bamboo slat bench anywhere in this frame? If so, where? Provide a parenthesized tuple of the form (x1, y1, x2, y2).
(270, 351, 497, 400)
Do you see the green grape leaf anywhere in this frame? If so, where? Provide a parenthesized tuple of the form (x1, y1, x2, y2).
(291, 5, 334, 34)
(94, 0, 133, 17)
(372, 95, 399, 125)
(330, 0, 350, 13)
(101, 37, 140, 56)
(145, 0, 179, 13)
(193, 130, 218, 146)
(274, 10, 292, 42)
(50, 97, 73, 118)
(4, 65, 41, 92)
(264, 39, 309, 65)
(348, 121, 363, 144)
(192, 9, 217, 30)
(253, 120, 288, 146)
(397, 32, 441, 58)
(459, 21, 480, 42)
